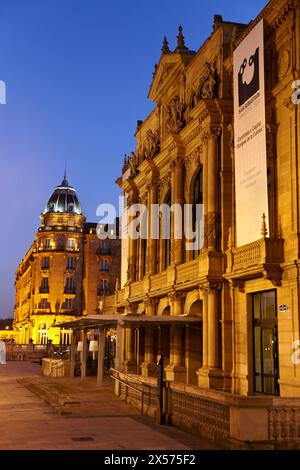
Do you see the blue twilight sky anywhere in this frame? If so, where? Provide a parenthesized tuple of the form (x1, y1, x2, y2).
(0, 0, 268, 318)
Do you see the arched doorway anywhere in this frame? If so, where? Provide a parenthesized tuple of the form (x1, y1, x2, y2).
(158, 305, 171, 368)
(186, 300, 203, 385)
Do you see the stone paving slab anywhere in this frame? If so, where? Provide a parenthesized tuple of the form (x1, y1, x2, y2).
(0, 362, 220, 450)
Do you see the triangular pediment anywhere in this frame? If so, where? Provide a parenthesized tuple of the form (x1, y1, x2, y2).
(148, 53, 192, 103)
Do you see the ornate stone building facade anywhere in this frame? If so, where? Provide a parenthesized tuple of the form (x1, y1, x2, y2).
(14, 174, 120, 345)
(115, 0, 300, 416)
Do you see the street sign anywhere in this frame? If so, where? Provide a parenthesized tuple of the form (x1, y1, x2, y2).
(279, 304, 288, 312)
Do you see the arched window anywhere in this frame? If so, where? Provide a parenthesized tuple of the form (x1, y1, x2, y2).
(192, 168, 203, 258)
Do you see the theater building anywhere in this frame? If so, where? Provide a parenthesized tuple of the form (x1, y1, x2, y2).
(111, 0, 300, 444)
(14, 173, 120, 345)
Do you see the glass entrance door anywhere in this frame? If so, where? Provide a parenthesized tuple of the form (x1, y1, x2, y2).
(253, 290, 279, 395)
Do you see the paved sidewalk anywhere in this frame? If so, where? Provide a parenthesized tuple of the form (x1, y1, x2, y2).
(0, 362, 220, 450)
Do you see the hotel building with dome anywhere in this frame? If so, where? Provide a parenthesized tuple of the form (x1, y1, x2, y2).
(13, 173, 120, 345)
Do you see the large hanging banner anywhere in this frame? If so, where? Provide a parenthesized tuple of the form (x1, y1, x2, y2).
(233, 19, 269, 247)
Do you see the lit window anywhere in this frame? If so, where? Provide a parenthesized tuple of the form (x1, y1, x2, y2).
(101, 241, 110, 254)
(40, 298, 49, 309)
(64, 298, 72, 310)
(66, 257, 75, 270)
(67, 239, 75, 250)
(41, 257, 50, 269)
(43, 238, 51, 250)
(98, 279, 107, 295)
(41, 277, 49, 289)
(100, 259, 109, 272)
(65, 277, 74, 291)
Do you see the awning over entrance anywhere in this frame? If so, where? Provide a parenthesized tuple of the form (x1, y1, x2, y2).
(120, 315, 201, 328)
(55, 314, 201, 330)
(54, 315, 119, 330)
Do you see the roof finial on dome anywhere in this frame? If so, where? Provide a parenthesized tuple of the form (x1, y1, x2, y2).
(62, 163, 69, 187)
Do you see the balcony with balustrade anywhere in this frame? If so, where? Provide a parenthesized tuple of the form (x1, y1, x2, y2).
(225, 236, 284, 286)
(115, 248, 223, 308)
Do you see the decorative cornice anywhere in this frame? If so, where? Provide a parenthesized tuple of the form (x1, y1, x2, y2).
(264, 2, 294, 39)
(182, 124, 202, 146)
(201, 129, 210, 144)
(234, 1, 294, 50)
(167, 141, 178, 153)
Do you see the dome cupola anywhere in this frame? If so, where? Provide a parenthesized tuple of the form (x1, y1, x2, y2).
(44, 171, 82, 215)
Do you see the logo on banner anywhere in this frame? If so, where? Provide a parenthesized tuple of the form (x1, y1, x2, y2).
(238, 47, 260, 107)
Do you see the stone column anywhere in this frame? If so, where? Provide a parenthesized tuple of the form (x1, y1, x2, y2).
(197, 285, 222, 389)
(127, 193, 138, 283)
(114, 323, 123, 371)
(165, 293, 186, 382)
(114, 324, 124, 396)
(147, 176, 158, 276)
(97, 328, 105, 386)
(165, 325, 186, 383)
(138, 192, 147, 278)
(202, 291, 208, 368)
(81, 330, 87, 380)
(123, 328, 136, 373)
(206, 128, 220, 251)
(172, 157, 184, 265)
(141, 328, 157, 377)
(172, 326, 184, 367)
(145, 297, 156, 316)
(70, 332, 76, 378)
(207, 290, 219, 368)
(158, 175, 171, 272)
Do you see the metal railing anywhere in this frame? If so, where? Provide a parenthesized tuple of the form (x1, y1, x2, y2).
(110, 368, 156, 416)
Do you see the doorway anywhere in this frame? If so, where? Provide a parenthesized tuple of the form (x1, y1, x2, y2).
(252, 290, 279, 395)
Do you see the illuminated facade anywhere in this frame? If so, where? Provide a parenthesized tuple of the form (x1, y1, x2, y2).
(14, 174, 120, 345)
(113, 0, 300, 443)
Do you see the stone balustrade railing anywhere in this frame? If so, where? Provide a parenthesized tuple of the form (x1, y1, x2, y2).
(176, 259, 199, 284)
(130, 280, 144, 299)
(150, 271, 168, 292)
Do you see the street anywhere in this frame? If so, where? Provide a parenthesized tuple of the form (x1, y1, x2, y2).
(0, 362, 219, 450)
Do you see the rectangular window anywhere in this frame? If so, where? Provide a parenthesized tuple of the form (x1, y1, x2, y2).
(100, 259, 109, 272)
(41, 277, 49, 289)
(60, 330, 71, 345)
(41, 257, 50, 270)
(40, 298, 49, 309)
(66, 257, 75, 270)
(101, 241, 110, 254)
(64, 298, 72, 310)
(67, 238, 75, 250)
(43, 238, 51, 250)
(65, 277, 74, 292)
(38, 330, 48, 345)
(98, 279, 107, 295)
